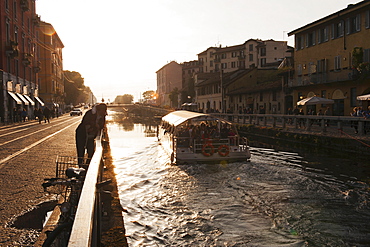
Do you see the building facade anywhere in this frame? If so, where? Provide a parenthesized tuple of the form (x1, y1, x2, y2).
(0, 0, 65, 123)
(156, 61, 183, 107)
(0, 0, 42, 122)
(288, 1, 370, 116)
(195, 39, 292, 113)
(197, 39, 292, 74)
(180, 60, 200, 104)
(37, 21, 64, 111)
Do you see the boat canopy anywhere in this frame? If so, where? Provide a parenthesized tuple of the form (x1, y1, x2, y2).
(162, 110, 208, 127)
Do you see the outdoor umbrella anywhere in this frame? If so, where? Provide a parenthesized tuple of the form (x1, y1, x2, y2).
(357, 94, 370, 100)
(297, 96, 334, 106)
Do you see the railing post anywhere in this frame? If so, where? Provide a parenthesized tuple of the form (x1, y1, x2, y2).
(320, 117, 326, 133)
(282, 117, 287, 129)
(306, 118, 311, 130)
(294, 117, 298, 129)
(337, 120, 343, 135)
(358, 120, 364, 135)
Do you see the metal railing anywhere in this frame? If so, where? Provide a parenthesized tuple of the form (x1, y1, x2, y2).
(211, 113, 370, 137)
(68, 132, 105, 247)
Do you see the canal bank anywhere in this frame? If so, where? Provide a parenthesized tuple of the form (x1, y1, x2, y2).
(100, 130, 128, 247)
(237, 124, 370, 156)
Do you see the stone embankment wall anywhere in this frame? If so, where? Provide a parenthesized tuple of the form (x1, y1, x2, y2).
(237, 124, 370, 156)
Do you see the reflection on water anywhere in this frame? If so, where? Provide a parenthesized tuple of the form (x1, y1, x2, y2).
(106, 109, 370, 246)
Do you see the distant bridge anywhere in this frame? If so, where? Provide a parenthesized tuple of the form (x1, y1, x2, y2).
(107, 104, 171, 117)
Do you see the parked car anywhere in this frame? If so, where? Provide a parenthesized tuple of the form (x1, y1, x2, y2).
(70, 108, 83, 116)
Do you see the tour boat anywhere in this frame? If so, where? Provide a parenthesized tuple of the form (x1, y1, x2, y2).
(158, 110, 251, 164)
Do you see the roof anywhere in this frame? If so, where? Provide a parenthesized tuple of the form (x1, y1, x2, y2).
(227, 79, 282, 95)
(162, 110, 209, 126)
(195, 69, 253, 88)
(288, 1, 370, 36)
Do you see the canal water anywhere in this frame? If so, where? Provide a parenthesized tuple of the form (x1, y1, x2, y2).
(106, 109, 370, 247)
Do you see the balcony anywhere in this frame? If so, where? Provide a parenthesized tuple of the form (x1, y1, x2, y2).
(22, 53, 33, 66)
(32, 15, 41, 26)
(20, 0, 30, 11)
(5, 41, 19, 58)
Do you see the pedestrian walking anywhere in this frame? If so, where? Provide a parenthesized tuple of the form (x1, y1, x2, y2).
(43, 106, 51, 123)
(21, 108, 27, 122)
(75, 103, 107, 165)
(37, 108, 43, 124)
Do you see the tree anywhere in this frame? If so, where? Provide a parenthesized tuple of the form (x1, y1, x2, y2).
(114, 94, 134, 104)
(142, 90, 156, 100)
(64, 70, 92, 106)
(168, 87, 179, 108)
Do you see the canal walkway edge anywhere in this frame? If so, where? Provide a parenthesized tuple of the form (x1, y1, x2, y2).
(237, 124, 370, 156)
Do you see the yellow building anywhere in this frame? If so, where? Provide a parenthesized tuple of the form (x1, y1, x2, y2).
(288, 1, 370, 115)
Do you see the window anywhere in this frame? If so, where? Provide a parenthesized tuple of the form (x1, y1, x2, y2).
(296, 36, 304, 50)
(260, 47, 266, 56)
(318, 26, 329, 43)
(317, 59, 327, 73)
(260, 58, 266, 67)
(332, 21, 344, 39)
(364, 49, 370, 63)
(308, 62, 316, 74)
(6, 19, 10, 41)
(272, 91, 277, 101)
(221, 63, 227, 69)
(14, 27, 18, 43)
(259, 92, 263, 101)
(306, 31, 316, 47)
(221, 53, 226, 59)
(249, 44, 253, 51)
(334, 56, 341, 70)
(321, 90, 326, 98)
(231, 61, 236, 68)
(366, 10, 370, 29)
(346, 14, 361, 34)
(232, 52, 237, 57)
(249, 54, 253, 62)
(15, 60, 19, 77)
(13, 1, 17, 18)
(297, 64, 303, 76)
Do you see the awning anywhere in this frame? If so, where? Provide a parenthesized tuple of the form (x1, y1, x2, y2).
(23, 95, 35, 105)
(35, 96, 45, 106)
(16, 93, 29, 105)
(297, 96, 334, 106)
(8, 91, 22, 105)
(357, 94, 370, 100)
(162, 110, 209, 126)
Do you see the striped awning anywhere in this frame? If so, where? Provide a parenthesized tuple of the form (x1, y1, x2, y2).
(8, 91, 22, 105)
(35, 96, 45, 106)
(23, 95, 35, 105)
(16, 93, 29, 105)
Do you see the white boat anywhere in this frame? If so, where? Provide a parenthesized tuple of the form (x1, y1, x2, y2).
(158, 110, 251, 164)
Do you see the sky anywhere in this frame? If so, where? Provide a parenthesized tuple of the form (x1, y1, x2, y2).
(35, 0, 362, 102)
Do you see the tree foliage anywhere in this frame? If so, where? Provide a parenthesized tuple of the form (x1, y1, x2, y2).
(142, 90, 156, 100)
(168, 87, 179, 107)
(114, 94, 134, 104)
(64, 70, 91, 106)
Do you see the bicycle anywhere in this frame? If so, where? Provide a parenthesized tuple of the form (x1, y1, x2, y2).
(41, 156, 86, 247)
